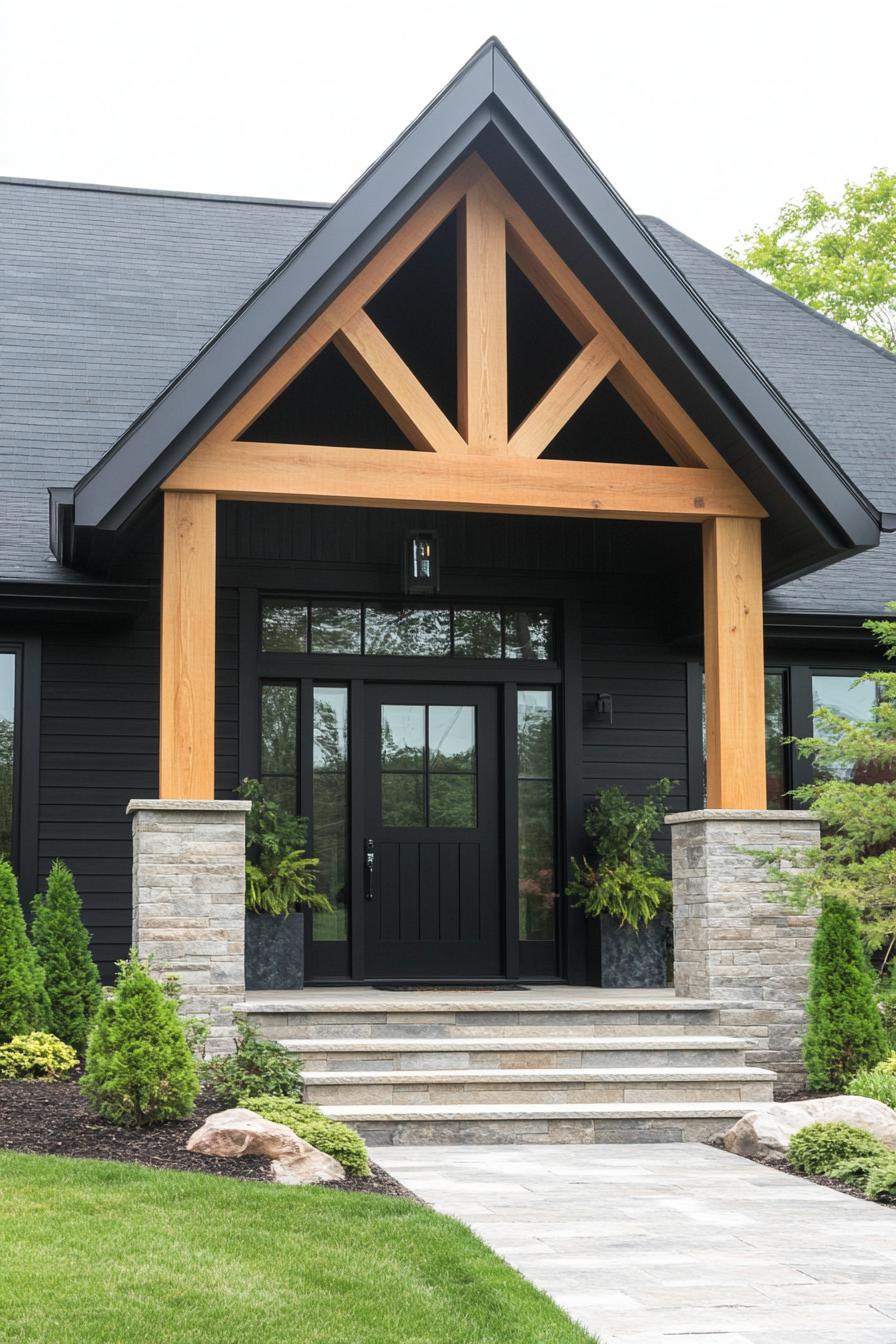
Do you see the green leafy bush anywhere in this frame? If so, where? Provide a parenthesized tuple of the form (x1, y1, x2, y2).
(237, 778, 330, 917)
(240, 1093, 370, 1175)
(80, 951, 199, 1127)
(31, 860, 102, 1055)
(0, 859, 49, 1042)
(847, 1066, 896, 1108)
(565, 781, 673, 931)
(203, 1016, 302, 1106)
(787, 1121, 889, 1175)
(803, 897, 888, 1090)
(0, 1031, 78, 1080)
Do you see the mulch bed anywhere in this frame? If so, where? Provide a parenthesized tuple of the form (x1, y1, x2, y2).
(0, 1077, 417, 1200)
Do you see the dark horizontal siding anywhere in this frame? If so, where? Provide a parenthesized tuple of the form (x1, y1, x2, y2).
(35, 585, 239, 981)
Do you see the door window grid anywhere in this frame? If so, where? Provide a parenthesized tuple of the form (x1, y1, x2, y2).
(381, 703, 477, 828)
(261, 599, 553, 661)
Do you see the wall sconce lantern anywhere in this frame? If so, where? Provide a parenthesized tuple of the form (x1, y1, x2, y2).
(583, 692, 613, 727)
(403, 531, 440, 595)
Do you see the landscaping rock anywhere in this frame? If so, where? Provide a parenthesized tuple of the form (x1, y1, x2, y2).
(271, 1151, 345, 1185)
(724, 1097, 896, 1158)
(186, 1107, 345, 1184)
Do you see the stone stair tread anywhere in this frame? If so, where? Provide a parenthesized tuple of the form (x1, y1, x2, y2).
(304, 1066, 775, 1084)
(284, 1034, 752, 1053)
(236, 996, 719, 1014)
(321, 1101, 768, 1120)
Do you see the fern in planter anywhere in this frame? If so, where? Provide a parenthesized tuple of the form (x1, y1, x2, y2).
(236, 779, 332, 917)
(566, 780, 673, 930)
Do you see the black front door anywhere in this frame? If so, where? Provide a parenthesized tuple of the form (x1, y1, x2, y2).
(363, 684, 501, 979)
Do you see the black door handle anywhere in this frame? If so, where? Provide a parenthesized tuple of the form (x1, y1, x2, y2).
(364, 838, 375, 900)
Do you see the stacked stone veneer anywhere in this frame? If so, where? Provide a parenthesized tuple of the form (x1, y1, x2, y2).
(129, 800, 251, 1053)
(667, 809, 820, 1093)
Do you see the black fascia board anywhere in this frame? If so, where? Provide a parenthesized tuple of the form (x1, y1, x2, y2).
(68, 37, 880, 567)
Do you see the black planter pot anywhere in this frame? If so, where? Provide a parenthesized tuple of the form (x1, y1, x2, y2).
(599, 911, 672, 989)
(244, 910, 305, 991)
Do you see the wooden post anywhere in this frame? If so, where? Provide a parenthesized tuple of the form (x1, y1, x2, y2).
(458, 183, 507, 453)
(703, 516, 767, 809)
(160, 491, 217, 799)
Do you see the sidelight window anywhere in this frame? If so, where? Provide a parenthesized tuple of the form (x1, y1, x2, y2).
(0, 652, 15, 860)
(517, 689, 557, 941)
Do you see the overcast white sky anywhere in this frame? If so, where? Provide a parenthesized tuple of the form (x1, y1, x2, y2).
(2, 0, 894, 253)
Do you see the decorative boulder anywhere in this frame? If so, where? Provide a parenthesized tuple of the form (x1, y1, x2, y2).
(724, 1097, 896, 1159)
(186, 1107, 345, 1183)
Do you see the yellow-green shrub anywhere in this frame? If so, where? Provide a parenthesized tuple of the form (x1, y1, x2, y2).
(0, 1031, 78, 1080)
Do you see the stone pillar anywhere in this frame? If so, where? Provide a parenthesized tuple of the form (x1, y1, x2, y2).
(128, 799, 251, 1054)
(667, 809, 820, 1093)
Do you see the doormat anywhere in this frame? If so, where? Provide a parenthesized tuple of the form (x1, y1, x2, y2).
(373, 983, 530, 992)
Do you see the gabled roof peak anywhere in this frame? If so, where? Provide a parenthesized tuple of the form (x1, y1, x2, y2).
(61, 39, 880, 580)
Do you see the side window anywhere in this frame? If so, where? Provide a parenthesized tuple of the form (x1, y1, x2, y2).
(0, 651, 17, 861)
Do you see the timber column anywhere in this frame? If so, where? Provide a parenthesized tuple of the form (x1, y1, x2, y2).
(128, 799, 250, 1053)
(667, 809, 820, 1091)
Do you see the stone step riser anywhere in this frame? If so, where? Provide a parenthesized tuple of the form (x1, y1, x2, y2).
(298, 1045, 750, 1071)
(305, 1079, 774, 1105)
(248, 1011, 721, 1041)
(349, 1115, 743, 1144)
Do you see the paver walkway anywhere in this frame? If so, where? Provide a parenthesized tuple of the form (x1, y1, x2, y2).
(371, 1143, 896, 1343)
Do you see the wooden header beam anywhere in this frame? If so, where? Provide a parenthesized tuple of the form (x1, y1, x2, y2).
(164, 441, 765, 523)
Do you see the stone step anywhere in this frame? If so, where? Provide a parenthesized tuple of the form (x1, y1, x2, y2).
(290, 1035, 754, 1071)
(239, 996, 721, 1040)
(303, 1066, 775, 1106)
(320, 1100, 764, 1145)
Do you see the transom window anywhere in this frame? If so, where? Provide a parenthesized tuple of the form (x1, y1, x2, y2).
(261, 599, 553, 661)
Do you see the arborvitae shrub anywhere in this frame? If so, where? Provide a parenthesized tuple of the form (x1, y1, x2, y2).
(80, 951, 199, 1127)
(31, 860, 102, 1055)
(240, 1094, 370, 1175)
(0, 859, 49, 1042)
(804, 897, 889, 1090)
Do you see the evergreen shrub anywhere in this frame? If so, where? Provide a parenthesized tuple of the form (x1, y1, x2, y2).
(202, 1016, 302, 1105)
(31, 860, 102, 1055)
(80, 951, 199, 1126)
(803, 897, 888, 1090)
(787, 1121, 889, 1175)
(0, 859, 49, 1041)
(240, 1093, 370, 1175)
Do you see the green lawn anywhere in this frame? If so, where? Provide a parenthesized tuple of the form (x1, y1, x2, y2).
(0, 1152, 596, 1343)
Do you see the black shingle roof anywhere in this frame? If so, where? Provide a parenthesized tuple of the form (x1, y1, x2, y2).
(2, 175, 894, 614)
(643, 218, 896, 615)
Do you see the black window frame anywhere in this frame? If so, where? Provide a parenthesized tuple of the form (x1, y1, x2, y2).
(0, 636, 40, 901)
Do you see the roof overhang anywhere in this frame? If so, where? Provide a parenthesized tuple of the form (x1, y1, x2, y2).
(58, 38, 882, 581)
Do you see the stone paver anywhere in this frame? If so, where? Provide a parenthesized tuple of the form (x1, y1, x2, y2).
(371, 1142, 896, 1344)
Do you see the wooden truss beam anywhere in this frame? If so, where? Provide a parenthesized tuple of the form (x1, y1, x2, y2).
(334, 310, 467, 455)
(509, 335, 618, 459)
(164, 441, 765, 523)
(457, 182, 508, 452)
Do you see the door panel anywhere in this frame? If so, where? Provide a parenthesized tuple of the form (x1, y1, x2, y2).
(364, 684, 500, 979)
